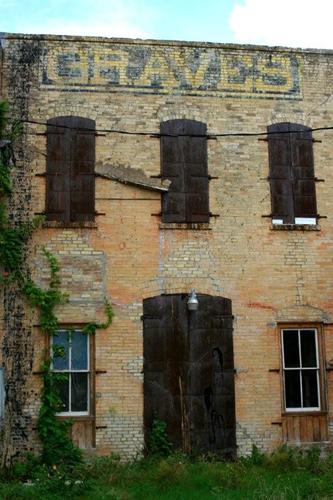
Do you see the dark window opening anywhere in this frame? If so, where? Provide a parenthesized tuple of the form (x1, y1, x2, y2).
(267, 123, 317, 225)
(160, 119, 209, 223)
(46, 116, 95, 222)
(52, 330, 90, 415)
(282, 328, 320, 411)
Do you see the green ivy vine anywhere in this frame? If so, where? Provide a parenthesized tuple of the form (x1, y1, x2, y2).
(27, 248, 113, 466)
(0, 101, 114, 466)
(0, 101, 40, 283)
(38, 359, 83, 466)
(23, 249, 67, 334)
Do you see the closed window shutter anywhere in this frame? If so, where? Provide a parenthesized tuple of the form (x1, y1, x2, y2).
(46, 116, 95, 222)
(161, 119, 209, 223)
(268, 123, 317, 223)
(46, 117, 70, 221)
(70, 117, 95, 222)
(183, 120, 209, 223)
(290, 124, 317, 218)
(268, 123, 294, 223)
(161, 120, 186, 222)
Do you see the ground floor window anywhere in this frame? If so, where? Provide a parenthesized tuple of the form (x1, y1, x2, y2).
(281, 328, 320, 411)
(52, 330, 90, 416)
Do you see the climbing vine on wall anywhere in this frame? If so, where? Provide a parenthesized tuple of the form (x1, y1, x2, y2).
(0, 101, 42, 283)
(0, 101, 114, 466)
(23, 249, 67, 334)
(25, 249, 113, 466)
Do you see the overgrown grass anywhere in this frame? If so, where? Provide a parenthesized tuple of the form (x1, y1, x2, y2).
(1, 446, 333, 499)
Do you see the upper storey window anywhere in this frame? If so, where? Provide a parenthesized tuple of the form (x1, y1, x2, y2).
(46, 116, 95, 222)
(267, 123, 317, 225)
(160, 119, 209, 223)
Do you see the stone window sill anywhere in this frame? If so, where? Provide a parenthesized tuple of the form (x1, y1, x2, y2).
(159, 222, 211, 230)
(42, 221, 98, 229)
(56, 415, 94, 421)
(270, 224, 320, 231)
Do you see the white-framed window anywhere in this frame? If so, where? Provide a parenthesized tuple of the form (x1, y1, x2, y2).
(281, 328, 320, 411)
(52, 330, 90, 416)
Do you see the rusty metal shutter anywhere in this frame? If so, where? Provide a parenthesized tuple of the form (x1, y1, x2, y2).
(290, 124, 317, 218)
(143, 294, 236, 456)
(143, 294, 187, 449)
(189, 295, 235, 454)
(268, 123, 316, 223)
(267, 123, 294, 223)
(46, 116, 95, 222)
(70, 117, 95, 222)
(161, 120, 209, 223)
(46, 117, 69, 221)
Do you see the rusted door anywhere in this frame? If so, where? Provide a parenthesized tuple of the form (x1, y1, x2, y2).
(143, 294, 236, 456)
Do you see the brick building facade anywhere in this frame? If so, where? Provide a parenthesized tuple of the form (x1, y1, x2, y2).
(1, 33, 333, 458)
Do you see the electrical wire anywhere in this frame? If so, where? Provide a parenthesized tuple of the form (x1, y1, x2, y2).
(7, 118, 333, 139)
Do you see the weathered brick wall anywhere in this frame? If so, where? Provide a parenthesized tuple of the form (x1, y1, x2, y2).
(1, 33, 333, 458)
(0, 37, 44, 461)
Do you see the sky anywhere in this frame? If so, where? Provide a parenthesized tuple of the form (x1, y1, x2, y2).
(1, 0, 332, 49)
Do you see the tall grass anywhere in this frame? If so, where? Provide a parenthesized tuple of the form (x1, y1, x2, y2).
(1, 446, 333, 499)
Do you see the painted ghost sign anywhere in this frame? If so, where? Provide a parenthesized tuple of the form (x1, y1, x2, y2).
(41, 42, 301, 99)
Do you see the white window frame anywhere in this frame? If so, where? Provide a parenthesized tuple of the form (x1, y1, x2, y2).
(281, 328, 320, 412)
(51, 329, 90, 417)
(294, 217, 317, 225)
(272, 217, 317, 226)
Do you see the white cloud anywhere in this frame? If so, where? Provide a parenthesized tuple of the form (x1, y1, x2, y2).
(229, 0, 333, 49)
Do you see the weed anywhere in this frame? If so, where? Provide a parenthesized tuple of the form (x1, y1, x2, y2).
(147, 418, 172, 457)
(2, 449, 333, 500)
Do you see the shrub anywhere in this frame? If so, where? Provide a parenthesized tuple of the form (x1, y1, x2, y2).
(147, 418, 172, 457)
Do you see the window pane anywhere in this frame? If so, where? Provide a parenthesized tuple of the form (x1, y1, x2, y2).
(71, 373, 88, 412)
(283, 330, 300, 368)
(302, 370, 319, 408)
(53, 374, 69, 413)
(71, 331, 88, 370)
(53, 331, 69, 370)
(300, 330, 317, 367)
(285, 370, 301, 408)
